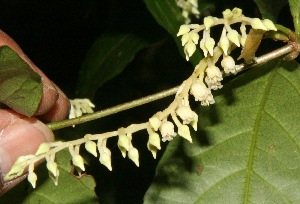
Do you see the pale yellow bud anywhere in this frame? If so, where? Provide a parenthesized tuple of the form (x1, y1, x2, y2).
(263, 19, 277, 31)
(204, 16, 214, 30)
(184, 41, 196, 60)
(181, 33, 190, 46)
(251, 18, 267, 30)
(47, 161, 58, 177)
(99, 151, 112, 171)
(148, 132, 161, 150)
(222, 9, 233, 19)
(128, 147, 139, 167)
(72, 154, 85, 171)
(85, 141, 97, 157)
(190, 32, 200, 44)
(227, 30, 240, 47)
(205, 37, 215, 56)
(149, 116, 161, 131)
(177, 25, 191, 36)
(35, 143, 50, 155)
(200, 38, 208, 57)
(147, 142, 158, 159)
(118, 135, 131, 158)
(49, 169, 60, 186)
(28, 171, 38, 188)
(219, 36, 230, 55)
(232, 8, 243, 18)
(190, 112, 198, 131)
(178, 125, 193, 143)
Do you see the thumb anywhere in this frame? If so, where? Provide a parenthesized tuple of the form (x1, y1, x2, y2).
(0, 109, 54, 196)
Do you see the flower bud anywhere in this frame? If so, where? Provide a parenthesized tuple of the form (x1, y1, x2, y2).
(147, 132, 161, 159)
(47, 161, 58, 177)
(177, 25, 191, 36)
(35, 143, 51, 155)
(184, 41, 196, 60)
(100, 149, 112, 171)
(85, 140, 97, 157)
(251, 18, 267, 30)
(227, 30, 240, 47)
(118, 134, 131, 158)
(149, 116, 161, 131)
(232, 7, 243, 18)
(200, 38, 208, 57)
(128, 147, 139, 167)
(204, 16, 214, 30)
(178, 125, 193, 143)
(28, 171, 38, 188)
(219, 35, 230, 55)
(190, 112, 198, 131)
(263, 19, 277, 31)
(181, 33, 190, 46)
(222, 9, 233, 19)
(190, 32, 200, 44)
(72, 154, 85, 171)
(205, 37, 215, 56)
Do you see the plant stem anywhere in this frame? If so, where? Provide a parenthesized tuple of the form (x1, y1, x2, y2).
(47, 44, 295, 131)
(47, 87, 179, 130)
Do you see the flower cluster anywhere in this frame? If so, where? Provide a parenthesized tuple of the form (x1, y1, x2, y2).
(177, 7, 277, 106)
(69, 99, 95, 119)
(176, 0, 200, 24)
(3, 8, 279, 189)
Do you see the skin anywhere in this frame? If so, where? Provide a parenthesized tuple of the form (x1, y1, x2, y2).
(0, 30, 70, 196)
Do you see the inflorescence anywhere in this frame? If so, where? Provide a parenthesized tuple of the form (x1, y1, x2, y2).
(4, 8, 277, 188)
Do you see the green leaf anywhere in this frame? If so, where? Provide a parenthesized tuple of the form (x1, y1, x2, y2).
(254, 0, 287, 22)
(144, 0, 202, 65)
(0, 46, 43, 116)
(144, 59, 300, 203)
(288, 0, 300, 41)
(77, 33, 149, 98)
(0, 149, 98, 203)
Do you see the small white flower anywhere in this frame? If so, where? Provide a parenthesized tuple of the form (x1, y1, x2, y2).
(160, 121, 177, 142)
(176, 0, 200, 24)
(205, 65, 223, 90)
(176, 106, 196, 124)
(190, 82, 215, 106)
(221, 55, 236, 74)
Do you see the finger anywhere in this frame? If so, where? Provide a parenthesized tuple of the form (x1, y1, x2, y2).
(0, 30, 69, 118)
(39, 84, 70, 122)
(0, 109, 54, 195)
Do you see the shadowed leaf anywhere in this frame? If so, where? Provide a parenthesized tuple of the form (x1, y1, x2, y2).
(0, 46, 42, 116)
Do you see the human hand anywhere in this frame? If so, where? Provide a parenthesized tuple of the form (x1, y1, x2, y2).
(0, 30, 70, 196)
